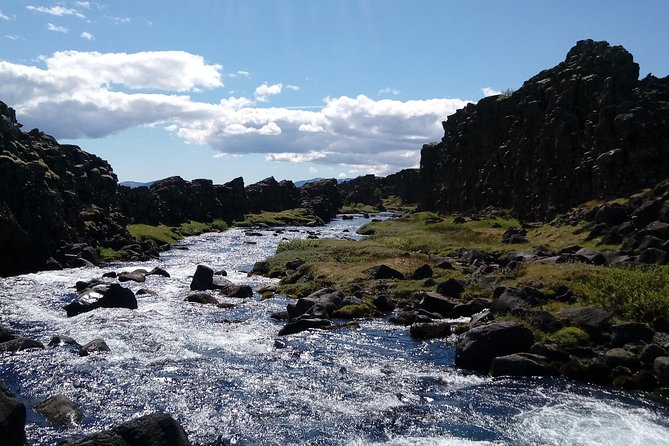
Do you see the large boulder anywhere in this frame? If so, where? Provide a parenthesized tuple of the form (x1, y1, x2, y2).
(34, 394, 84, 425)
(490, 353, 558, 377)
(0, 380, 26, 446)
(190, 265, 214, 291)
(61, 412, 191, 446)
(455, 322, 535, 373)
(64, 284, 137, 317)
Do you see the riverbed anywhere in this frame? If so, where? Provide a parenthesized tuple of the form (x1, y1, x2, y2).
(1, 215, 668, 445)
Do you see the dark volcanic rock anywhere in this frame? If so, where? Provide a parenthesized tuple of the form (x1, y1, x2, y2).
(0, 379, 26, 446)
(78, 338, 111, 357)
(61, 412, 191, 446)
(299, 179, 342, 222)
(245, 177, 299, 213)
(64, 284, 137, 317)
(455, 322, 535, 373)
(561, 307, 612, 335)
(190, 265, 215, 291)
(367, 264, 404, 280)
(0, 337, 45, 352)
(34, 394, 83, 425)
(490, 353, 558, 377)
(419, 40, 669, 220)
(278, 318, 331, 336)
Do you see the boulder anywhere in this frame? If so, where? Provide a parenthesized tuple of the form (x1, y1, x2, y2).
(455, 322, 535, 373)
(523, 309, 564, 333)
(490, 353, 558, 377)
(611, 322, 655, 346)
(603, 348, 639, 369)
(249, 261, 270, 276)
(417, 292, 460, 317)
(654, 356, 669, 386)
(409, 321, 451, 339)
(118, 270, 147, 283)
(411, 264, 433, 280)
(435, 278, 465, 298)
(185, 293, 218, 305)
(0, 380, 26, 446)
(34, 394, 83, 425)
(190, 265, 214, 291)
(147, 267, 171, 278)
(367, 264, 404, 280)
(278, 318, 331, 336)
(451, 298, 492, 317)
(64, 284, 137, 317)
(0, 337, 45, 352)
(61, 412, 191, 446)
(560, 307, 611, 335)
(78, 338, 110, 357)
(372, 295, 396, 312)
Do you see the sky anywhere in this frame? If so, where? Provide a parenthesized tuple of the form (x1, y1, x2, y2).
(1, 1, 668, 185)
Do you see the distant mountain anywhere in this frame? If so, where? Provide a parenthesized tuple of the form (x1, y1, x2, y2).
(119, 180, 155, 188)
(294, 177, 351, 187)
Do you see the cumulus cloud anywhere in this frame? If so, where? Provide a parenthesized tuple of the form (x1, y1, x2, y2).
(0, 51, 470, 175)
(0, 10, 10, 20)
(27, 5, 86, 19)
(108, 16, 131, 24)
(80, 31, 95, 40)
(482, 87, 501, 97)
(47, 23, 68, 33)
(255, 82, 283, 102)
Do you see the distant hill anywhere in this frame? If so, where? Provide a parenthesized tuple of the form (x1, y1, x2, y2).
(119, 180, 155, 188)
(294, 177, 351, 187)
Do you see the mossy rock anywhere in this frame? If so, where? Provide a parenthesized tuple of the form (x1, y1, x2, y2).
(332, 303, 375, 319)
(548, 326, 590, 349)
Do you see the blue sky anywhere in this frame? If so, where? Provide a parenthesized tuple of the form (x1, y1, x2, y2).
(1, 1, 668, 184)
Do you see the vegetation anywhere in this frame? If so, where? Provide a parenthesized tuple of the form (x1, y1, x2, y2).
(382, 195, 417, 211)
(548, 326, 590, 349)
(233, 208, 320, 227)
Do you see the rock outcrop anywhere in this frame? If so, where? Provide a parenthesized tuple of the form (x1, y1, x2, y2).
(420, 40, 669, 220)
(338, 169, 420, 209)
(0, 101, 137, 276)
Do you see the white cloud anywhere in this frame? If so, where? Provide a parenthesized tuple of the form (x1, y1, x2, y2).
(27, 5, 86, 19)
(482, 87, 501, 97)
(308, 166, 318, 173)
(76, 2, 91, 9)
(0, 51, 470, 175)
(80, 31, 95, 40)
(255, 82, 283, 102)
(47, 23, 68, 33)
(286, 84, 300, 91)
(108, 16, 131, 24)
(0, 10, 10, 20)
(379, 87, 400, 96)
(5, 35, 22, 40)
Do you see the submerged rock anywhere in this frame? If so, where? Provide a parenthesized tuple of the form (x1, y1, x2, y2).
(34, 394, 83, 425)
(64, 284, 137, 317)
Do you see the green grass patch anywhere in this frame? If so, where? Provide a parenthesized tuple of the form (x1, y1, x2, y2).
(340, 203, 379, 214)
(234, 208, 320, 227)
(127, 224, 182, 245)
(573, 265, 669, 322)
(382, 195, 417, 211)
(548, 326, 590, 349)
(98, 247, 129, 262)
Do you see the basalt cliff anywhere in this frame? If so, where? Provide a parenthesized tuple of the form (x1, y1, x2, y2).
(420, 39, 669, 219)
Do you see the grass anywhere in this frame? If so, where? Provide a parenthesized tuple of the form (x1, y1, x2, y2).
(127, 224, 182, 245)
(340, 203, 379, 214)
(573, 265, 669, 322)
(234, 208, 320, 227)
(548, 327, 590, 349)
(382, 195, 417, 211)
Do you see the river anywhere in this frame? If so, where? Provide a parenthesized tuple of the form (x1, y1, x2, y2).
(1, 215, 668, 445)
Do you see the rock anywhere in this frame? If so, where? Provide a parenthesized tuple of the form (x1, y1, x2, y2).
(654, 356, 669, 386)
(285, 259, 305, 271)
(489, 288, 527, 314)
(416, 292, 460, 317)
(502, 227, 528, 244)
(409, 321, 451, 339)
(523, 309, 564, 333)
(249, 261, 270, 276)
(147, 267, 171, 278)
(185, 293, 218, 305)
(560, 307, 611, 335)
(451, 298, 492, 317)
(470, 310, 495, 327)
(61, 412, 191, 446)
(78, 338, 110, 357)
(64, 284, 137, 317)
(639, 344, 666, 363)
(603, 348, 639, 369)
(594, 204, 629, 226)
(367, 264, 404, 280)
(136, 289, 157, 297)
(490, 353, 558, 377)
(278, 318, 331, 336)
(611, 322, 655, 346)
(118, 270, 147, 283)
(411, 264, 433, 280)
(190, 265, 214, 291)
(455, 322, 535, 373)
(287, 289, 343, 319)
(34, 394, 83, 425)
(435, 278, 465, 298)
(372, 295, 396, 312)
(419, 40, 669, 221)
(0, 337, 45, 352)
(0, 380, 26, 446)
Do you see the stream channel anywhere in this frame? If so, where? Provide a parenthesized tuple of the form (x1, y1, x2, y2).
(1, 214, 669, 445)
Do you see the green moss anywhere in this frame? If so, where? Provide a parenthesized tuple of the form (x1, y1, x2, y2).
(127, 224, 182, 245)
(332, 303, 375, 319)
(98, 247, 128, 262)
(340, 204, 379, 214)
(549, 326, 590, 349)
(234, 208, 320, 227)
(382, 195, 416, 211)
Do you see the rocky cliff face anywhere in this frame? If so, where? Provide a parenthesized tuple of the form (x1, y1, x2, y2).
(420, 40, 669, 220)
(339, 169, 421, 208)
(0, 101, 135, 276)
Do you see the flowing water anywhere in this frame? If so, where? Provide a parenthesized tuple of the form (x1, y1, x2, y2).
(1, 215, 668, 445)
